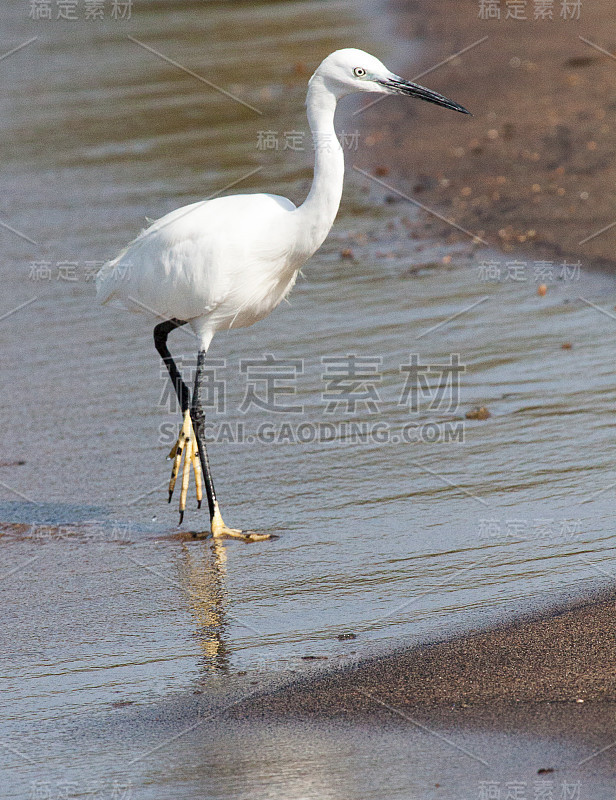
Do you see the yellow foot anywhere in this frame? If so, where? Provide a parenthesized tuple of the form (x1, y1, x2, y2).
(168, 411, 202, 524)
(210, 505, 271, 542)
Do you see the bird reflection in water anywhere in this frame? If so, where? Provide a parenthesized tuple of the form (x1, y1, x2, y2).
(179, 538, 232, 673)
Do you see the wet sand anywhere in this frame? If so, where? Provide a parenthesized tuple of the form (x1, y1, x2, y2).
(220, 590, 616, 791)
(49, 588, 616, 798)
(354, 0, 616, 268)
(236, 589, 616, 721)
(155, 589, 616, 795)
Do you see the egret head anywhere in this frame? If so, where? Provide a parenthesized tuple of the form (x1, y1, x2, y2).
(312, 48, 470, 114)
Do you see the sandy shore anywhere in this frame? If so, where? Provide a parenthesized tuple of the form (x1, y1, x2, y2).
(63, 588, 616, 796)
(234, 590, 616, 722)
(219, 591, 616, 789)
(353, 0, 616, 269)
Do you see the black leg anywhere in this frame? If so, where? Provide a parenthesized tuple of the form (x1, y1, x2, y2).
(154, 319, 190, 415)
(154, 319, 208, 521)
(154, 326, 270, 540)
(190, 349, 218, 521)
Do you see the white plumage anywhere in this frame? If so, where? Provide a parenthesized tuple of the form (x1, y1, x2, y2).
(97, 193, 304, 350)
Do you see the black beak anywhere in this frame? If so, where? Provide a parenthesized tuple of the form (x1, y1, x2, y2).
(378, 77, 471, 115)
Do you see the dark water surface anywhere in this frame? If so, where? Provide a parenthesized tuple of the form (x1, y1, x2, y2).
(2, 0, 616, 797)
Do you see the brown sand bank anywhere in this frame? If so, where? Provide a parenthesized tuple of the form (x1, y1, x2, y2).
(354, 0, 616, 268)
(236, 591, 616, 720)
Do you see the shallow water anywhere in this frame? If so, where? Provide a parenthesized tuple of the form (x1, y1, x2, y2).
(2, 0, 616, 797)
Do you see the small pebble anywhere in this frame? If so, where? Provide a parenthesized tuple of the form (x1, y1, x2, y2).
(537, 283, 547, 296)
(466, 406, 491, 420)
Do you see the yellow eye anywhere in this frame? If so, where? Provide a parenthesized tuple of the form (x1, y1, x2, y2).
(354, 67, 366, 78)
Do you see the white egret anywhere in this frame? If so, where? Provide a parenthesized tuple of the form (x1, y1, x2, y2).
(96, 48, 470, 541)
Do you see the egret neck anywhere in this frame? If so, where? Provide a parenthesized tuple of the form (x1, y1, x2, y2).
(294, 75, 345, 257)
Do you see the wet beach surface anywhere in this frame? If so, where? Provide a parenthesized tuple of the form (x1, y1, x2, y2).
(2, 0, 616, 798)
(358, 0, 616, 267)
